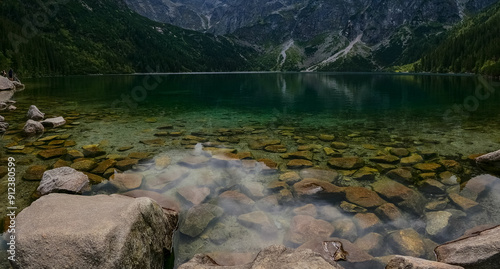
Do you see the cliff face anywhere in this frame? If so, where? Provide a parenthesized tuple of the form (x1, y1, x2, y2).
(124, 0, 497, 71)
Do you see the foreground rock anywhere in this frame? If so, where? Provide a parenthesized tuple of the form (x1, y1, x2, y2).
(435, 225, 500, 269)
(37, 167, 89, 196)
(386, 255, 464, 269)
(178, 244, 344, 269)
(12, 193, 176, 269)
(476, 149, 500, 174)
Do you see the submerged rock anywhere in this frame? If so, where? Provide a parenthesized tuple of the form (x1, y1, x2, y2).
(180, 203, 223, 237)
(284, 215, 335, 247)
(37, 167, 89, 196)
(328, 157, 364, 170)
(12, 193, 176, 269)
(345, 186, 386, 208)
(237, 211, 278, 236)
(435, 225, 500, 269)
(387, 228, 426, 258)
(26, 105, 45, 120)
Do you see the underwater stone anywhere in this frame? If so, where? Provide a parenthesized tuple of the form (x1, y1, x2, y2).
(284, 215, 335, 247)
(293, 178, 344, 198)
(237, 211, 278, 236)
(369, 155, 400, 164)
(115, 158, 138, 171)
(332, 219, 358, 242)
(82, 144, 106, 158)
(401, 154, 424, 166)
(180, 203, 223, 237)
(414, 162, 443, 172)
(177, 186, 210, 205)
(299, 168, 340, 183)
(353, 212, 382, 232)
(37, 167, 89, 196)
(389, 148, 410, 157)
(352, 166, 379, 181)
(282, 150, 314, 161)
(91, 159, 117, 174)
(345, 186, 386, 208)
(287, 159, 313, 169)
(26, 105, 45, 120)
(298, 237, 375, 266)
(121, 189, 180, 212)
(354, 232, 384, 256)
(387, 168, 413, 182)
(387, 228, 426, 258)
(476, 149, 500, 174)
(448, 193, 479, 212)
(70, 159, 97, 172)
(37, 148, 68, 159)
(110, 173, 143, 191)
(328, 157, 364, 170)
(420, 179, 446, 194)
(293, 204, 318, 217)
(331, 142, 349, 149)
(340, 201, 367, 213)
(22, 165, 49, 181)
(425, 211, 453, 240)
(374, 203, 406, 228)
(319, 134, 335, 141)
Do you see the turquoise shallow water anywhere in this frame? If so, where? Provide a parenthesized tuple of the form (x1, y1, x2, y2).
(1, 73, 500, 268)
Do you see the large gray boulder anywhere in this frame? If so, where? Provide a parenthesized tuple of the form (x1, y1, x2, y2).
(435, 225, 500, 269)
(12, 193, 177, 269)
(22, 119, 44, 136)
(476, 150, 500, 174)
(26, 105, 45, 120)
(386, 255, 464, 269)
(178, 244, 344, 269)
(37, 167, 90, 196)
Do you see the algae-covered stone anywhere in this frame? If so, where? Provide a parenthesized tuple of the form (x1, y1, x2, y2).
(23, 165, 48, 181)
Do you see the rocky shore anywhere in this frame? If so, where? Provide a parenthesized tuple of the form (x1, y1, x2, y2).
(1, 98, 500, 268)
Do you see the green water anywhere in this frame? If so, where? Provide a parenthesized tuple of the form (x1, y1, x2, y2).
(1, 73, 500, 268)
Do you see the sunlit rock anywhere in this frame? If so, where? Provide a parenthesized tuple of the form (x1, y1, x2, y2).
(12, 194, 175, 269)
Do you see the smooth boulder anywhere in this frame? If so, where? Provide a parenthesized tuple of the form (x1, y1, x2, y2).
(41, 116, 66, 127)
(435, 225, 500, 269)
(12, 193, 177, 269)
(476, 149, 500, 174)
(386, 255, 464, 269)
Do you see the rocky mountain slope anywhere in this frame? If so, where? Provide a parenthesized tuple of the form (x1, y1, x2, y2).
(124, 0, 498, 71)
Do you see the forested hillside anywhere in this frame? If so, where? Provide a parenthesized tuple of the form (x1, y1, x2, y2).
(415, 1, 500, 76)
(0, 0, 257, 76)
